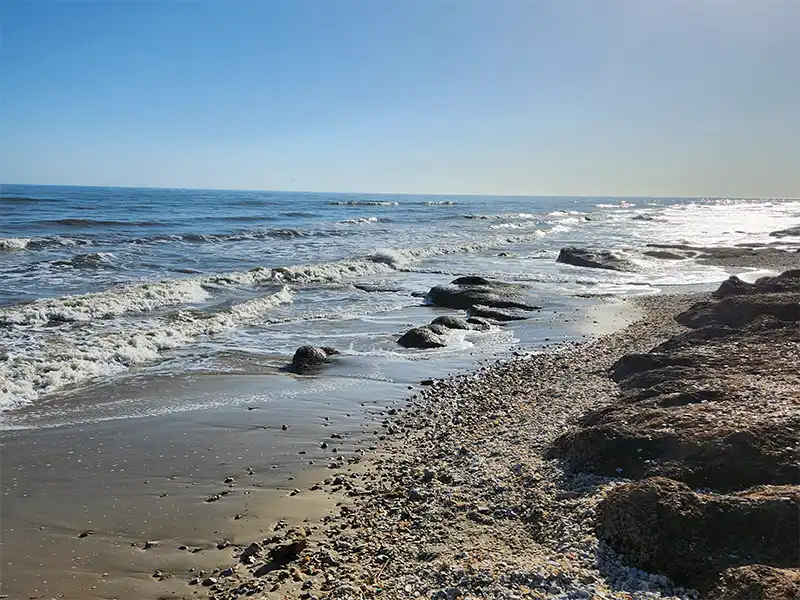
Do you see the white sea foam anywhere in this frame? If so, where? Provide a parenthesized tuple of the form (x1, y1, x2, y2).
(424, 200, 457, 205)
(0, 238, 31, 250)
(0, 287, 294, 409)
(339, 216, 380, 224)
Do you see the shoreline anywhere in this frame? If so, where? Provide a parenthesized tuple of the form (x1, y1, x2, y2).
(195, 292, 707, 600)
(2, 239, 798, 599)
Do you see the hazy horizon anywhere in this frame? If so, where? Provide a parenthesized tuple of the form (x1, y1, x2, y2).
(2, 1, 798, 197)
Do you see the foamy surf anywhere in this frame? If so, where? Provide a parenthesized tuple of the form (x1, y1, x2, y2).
(0, 287, 294, 410)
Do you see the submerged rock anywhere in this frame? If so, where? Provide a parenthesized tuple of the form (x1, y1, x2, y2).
(596, 477, 800, 589)
(397, 326, 448, 349)
(643, 250, 687, 260)
(290, 346, 339, 373)
(556, 247, 636, 271)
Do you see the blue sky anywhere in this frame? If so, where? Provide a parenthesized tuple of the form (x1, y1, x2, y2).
(2, 0, 798, 196)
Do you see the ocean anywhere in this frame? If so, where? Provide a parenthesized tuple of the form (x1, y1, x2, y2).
(1, 184, 798, 429)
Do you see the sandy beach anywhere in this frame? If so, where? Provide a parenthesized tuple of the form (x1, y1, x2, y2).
(2, 242, 798, 600)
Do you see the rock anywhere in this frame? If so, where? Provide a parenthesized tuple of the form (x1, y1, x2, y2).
(353, 283, 403, 293)
(202, 577, 218, 586)
(556, 247, 636, 271)
(425, 277, 539, 310)
(467, 305, 530, 322)
(397, 326, 447, 349)
(714, 270, 800, 298)
(676, 294, 800, 329)
(596, 477, 800, 589)
(769, 225, 800, 238)
(643, 250, 686, 260)
(241, 541, 262, 559)
(430, 315, 472, 330)
(707, 565, 800, 600)
(268, 537, 308, 563)
(465, 316, 495, 329)
(290, 346, 339, 373)
(427, 322, 450, 335)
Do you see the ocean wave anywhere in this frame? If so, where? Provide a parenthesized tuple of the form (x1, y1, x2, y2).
(0, 287, 293, 409)
(462, 212, 539, 220)
(0, 238, 31, 251)
(0, 196, 58, 204)
(42, 218, 164, 228)
(0, 279, 212, 327)
(328, 200, 399, 206)
(339, 217, 380, 225)
(1, 236, 92, 251)
(489, 221, 540, 230)
(50, 252, 117, 269)
(423, 200, 457, 206)
(281, 211, 318, 218)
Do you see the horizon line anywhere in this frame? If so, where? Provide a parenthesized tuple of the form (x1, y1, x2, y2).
(2, 182, 797, 202)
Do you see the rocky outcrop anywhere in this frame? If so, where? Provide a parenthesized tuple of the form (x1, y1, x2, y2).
(425, 277, 539, 311)
(430, 315, 472, 330)
(556, 247, 636, 271)
(550, 270, 800, 492)
(646, 243, 800, 269)
(714, 271, 800, 298)
(769, 225, 800, 238)
(596, 478, 800, 589)
(675, 294, 800, 328)
(290, 346, 339, 373)
(397, 326, 447, 349)
(706, 566, 800, 600)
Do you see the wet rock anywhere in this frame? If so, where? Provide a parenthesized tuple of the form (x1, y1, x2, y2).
(596, 477, 800, 589)
(556, 247, 636, 271)
(465, 316, 495, 329)
(769, 225, 800, 238)
(202, 577, 218, 586)
(353, 283, 403, 293)
(427, 322, 450, 335)
(707, 565, 800, 600)
(643, 250, 687, 260)
(430, 315, 472, 330)
(397, 326, 447, 349)
(467, 305, 530, 322)
(290, 346, 339, 373)
(269, 537, 308, 563)
(425, 277, 539, 310)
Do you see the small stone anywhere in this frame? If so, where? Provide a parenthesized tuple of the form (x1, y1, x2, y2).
(282, 424, 288, 430)
(202, 577, 217, 587)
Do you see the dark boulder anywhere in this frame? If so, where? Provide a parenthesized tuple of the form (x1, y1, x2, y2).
(427, 323, 450, 335)
(397, 326, 447, 349)
(467, 305, 530, 322)
(425, 277, 539, 310)
(596, 477, 800, 589)
(769, 225, 800, 238)
(291, 346, 339, 373)
(556, 247, 636, 271)
(430, 315, 471, 330)
(707, 566, 800, 600)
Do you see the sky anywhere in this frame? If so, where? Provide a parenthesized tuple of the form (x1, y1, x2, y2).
(1, 0, 798, 197)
